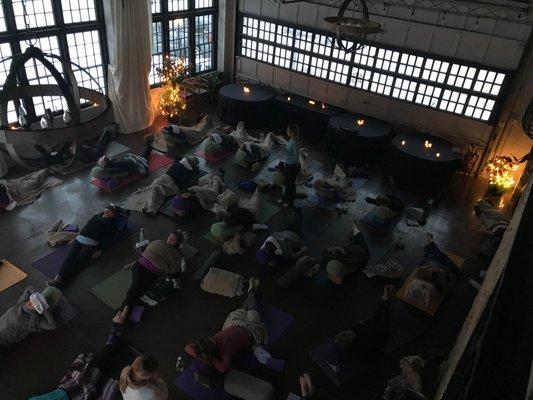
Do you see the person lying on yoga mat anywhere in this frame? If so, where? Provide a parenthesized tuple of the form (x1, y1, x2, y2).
(114, 230, 188, 323)
(140, 155, 201, 216)
(234, 132, 280, 172)
(0, 286, 62, 347)
(204, 121, 258, 157)
(327, 284, 394, 370)
(90, 141, 152, 180)
(365, 194, 405, 222)
(383, 355, 428, 400)
(120, 354, 168, 400)
(0, 168, 61, 210)
(48, 204, 122, 287)
(312, 164, 357, 203)
(162, 114, 218, 147)
(256, 231, 308, 267)
(185, 278, 267, 376)
(171, 173, 229, 217)
(404, 233, 463, 308)
(299, 373, 316, 400)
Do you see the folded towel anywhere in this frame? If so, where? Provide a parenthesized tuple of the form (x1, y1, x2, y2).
(201, 267, 243, 297)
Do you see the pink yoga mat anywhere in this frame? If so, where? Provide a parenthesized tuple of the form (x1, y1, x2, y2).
(90, 152, 173, 192)
(194, 149, 232, 163)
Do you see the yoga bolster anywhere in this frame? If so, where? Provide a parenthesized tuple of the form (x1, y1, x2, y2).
(277, 256, 317, 288)
(224, 369, 273, 400)
(194, 250, 221, 281)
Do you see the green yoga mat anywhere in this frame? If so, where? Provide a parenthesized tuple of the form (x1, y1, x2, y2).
(181, 243, 199, 259)
(90, 268, 132, 310)
(258, 199, 281, 223)
(203, 232, 222, 246)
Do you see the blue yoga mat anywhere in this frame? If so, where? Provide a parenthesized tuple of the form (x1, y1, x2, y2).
(32, 222, 140, 278)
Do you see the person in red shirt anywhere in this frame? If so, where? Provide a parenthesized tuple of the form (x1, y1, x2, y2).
(185, 278, 267, 375)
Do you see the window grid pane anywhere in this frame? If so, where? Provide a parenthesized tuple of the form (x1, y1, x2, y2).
(195, 14, 214, 73)
(353, 45, 376, 67)
(312, 34, 332, 57)
(291, 52, 309, 74)
(370, 72, 394, 96)
(397, 53, 424, 78)
(0, 43, 12, 89)
(309, 57, 329, 79)
(276, 25, 293, 47)
(12, 0, 55, 29)
(375, 48, 399, 72)
(256, 42, 274, 64)
(447, 64, 476, 90)
(168, 0, 188, 12)
(464, 95, 495, 121)
(258, 20, 276, 42)
(241, 38, 257, 59)
(294, 29, 313, 52)
(151, 0, 161, 14)
(422, 59, 449, 84)
(473, 69, 505, 96)
(392, 78, 417, 101)
(150, 21, 164, 85)
(331, 41, 353, 63)
(349, 67, 373, 90)
(169, 17, 190, 64)
(0, 3, 7, 31)
(61, 0, 96, 24)
(415, 84, 442, 108)
(195, 0, 213, 8)
(242, 17, 259, 38)
(66, 30, 105, 92)
(274, 47, 292, 69)
(329, 61, 349, 85)
(439, 90, 468, 114)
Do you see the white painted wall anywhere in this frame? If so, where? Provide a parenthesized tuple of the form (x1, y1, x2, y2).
(234, 0, 532, 151)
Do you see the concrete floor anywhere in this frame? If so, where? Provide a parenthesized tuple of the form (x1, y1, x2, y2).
(0, 117, 490, 400)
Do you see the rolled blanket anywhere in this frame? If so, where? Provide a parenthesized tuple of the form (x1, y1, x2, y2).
(45, 220, 78, 247)
(201, 267, 244, 297)
(223, 309, 268, 345)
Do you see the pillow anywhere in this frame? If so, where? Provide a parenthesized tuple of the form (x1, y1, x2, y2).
(217, 189, 239, 208)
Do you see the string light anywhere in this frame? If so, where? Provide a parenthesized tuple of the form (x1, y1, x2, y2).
(486, 155, 519, 195)
(158, 56, 188, 118)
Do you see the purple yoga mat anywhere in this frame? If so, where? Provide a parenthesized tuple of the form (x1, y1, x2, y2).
(174, 360, 236, 400)
(309, 339, 368, 386)
(287, 394, 301, 400)
(259, 301, 294, 347)
(32, 222, 141, 278)
(129, 305, 145, 322)
(54, 297, 80, 326)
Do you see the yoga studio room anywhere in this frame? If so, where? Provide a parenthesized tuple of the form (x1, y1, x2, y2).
(1, 0, 532, 399)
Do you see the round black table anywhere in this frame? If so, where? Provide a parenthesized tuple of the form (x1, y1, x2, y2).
(325, 113, 393, 166)
(217, 83, 276, 127)
(391, 133, 460, 192)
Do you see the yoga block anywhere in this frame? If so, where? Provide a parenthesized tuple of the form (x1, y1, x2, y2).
(242, 232, 257, 247)
(277, 256, 317, 288)
(194, 250, 221, 281)
(224, 369, 273, 400)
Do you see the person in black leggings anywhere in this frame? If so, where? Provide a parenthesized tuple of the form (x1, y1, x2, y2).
(278, 124, 301, 209)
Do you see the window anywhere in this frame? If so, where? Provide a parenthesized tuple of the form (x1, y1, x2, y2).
(195, 14, 214, 73)
(447, 64, 476, 90)
(392, 78, 417, 101)
(150, 22, 164, 85)
(464, 96, 495, 121)
(274, 47, 291, 69)
(422, 59, 449, 83)
(237, 14, 509, 123)
(62, 0, 97, 24)
(474, 69, 505, 96)
(415, 84, 442, 108)
(371, 72, 394, 96)
(397, 54, 423, 78)
(151, 0, 217, 82)
(350, 67, 372, 90)
(0, 0, 106, 122)
(329, 62, 350, 85)
(375, 49, 399, 72)
(439, 90, 468, 114)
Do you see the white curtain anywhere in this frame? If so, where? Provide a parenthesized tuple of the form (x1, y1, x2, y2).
(107, 0, 153, 133)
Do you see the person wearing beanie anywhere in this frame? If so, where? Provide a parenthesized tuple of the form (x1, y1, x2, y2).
(48, 205, 121, 287)
(114, 230, 188, 323)
(0, 285, 61, 347)
(141, 155, 201, 216)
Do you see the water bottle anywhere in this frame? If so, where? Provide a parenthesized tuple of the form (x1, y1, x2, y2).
(176, 356, 184, 372)
(140, 228, 145, 242)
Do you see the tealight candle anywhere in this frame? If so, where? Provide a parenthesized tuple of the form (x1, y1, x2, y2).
(308, 100, 316, 106)
(321, 103, 326, 109)
(287, 96, 291, 101)
(356, 119, 365, 126)
(436, 153, 440, 157)
(401, 140, 406, 146)
(243, 86, 250, 94)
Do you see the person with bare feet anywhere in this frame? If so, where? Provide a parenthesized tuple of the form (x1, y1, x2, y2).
(328, 284, 395, 370)
(299, 373, 316, 399)
(185, 278, 267, 376)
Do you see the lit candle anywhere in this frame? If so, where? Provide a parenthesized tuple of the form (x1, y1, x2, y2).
(321, 103, 326, 109)
(287, 96, 291, 101)
(356, 119, 365, 126)
(428, 142, 433, 148)
(401, 140, 406, 146)
(243, 86, 250, 94)
(93, 102, 98, 107)
(436, 153, 440, 157)
(308, 100, 316, 106)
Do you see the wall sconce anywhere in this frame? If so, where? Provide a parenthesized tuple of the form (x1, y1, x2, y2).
(243, 86, 250, 94)
(308, 100, 316, 106)
(401, 140, 406, 146)
(356, 119, 365, 126)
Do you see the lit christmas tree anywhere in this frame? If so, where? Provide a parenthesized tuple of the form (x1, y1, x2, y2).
(158, 55, 188, 119)
(486, 155, 519, 196)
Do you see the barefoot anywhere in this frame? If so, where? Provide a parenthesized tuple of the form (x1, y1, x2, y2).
(248, 277, 255, 292)
(113, 310, 125, 324)
(383, 284, 395, 301)
(425, 232, 434, 245)
(299, 375, 309, 397)
(253, 278, 260, 290)
(303, 373, 315, 396)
